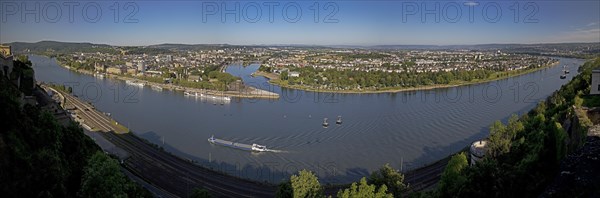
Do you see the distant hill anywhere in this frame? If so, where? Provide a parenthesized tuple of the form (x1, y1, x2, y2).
(148, 43, 243, 51)
(8, 41, 114, 54)
(5, 41, 598, 56)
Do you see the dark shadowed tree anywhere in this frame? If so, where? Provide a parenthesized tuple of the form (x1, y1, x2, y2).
(79, 152, 128, 197)
(368, 164, 407, 197)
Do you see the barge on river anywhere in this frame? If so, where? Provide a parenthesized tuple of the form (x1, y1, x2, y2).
(208, 135, 267, 152)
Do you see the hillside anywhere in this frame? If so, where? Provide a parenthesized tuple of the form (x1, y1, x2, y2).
(0, 59, 150, 197)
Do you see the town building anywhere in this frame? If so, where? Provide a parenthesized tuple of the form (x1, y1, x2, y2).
(137, 61, 146, 73)
(0, 45, 13, 77)
(590, 70, 600, 95)
(106, 66, 125, 75)
(188, 75, 202, 82)
(126, 67, 138, 75)
(94, 63, 106, 73)
(288, 71, 300, 77)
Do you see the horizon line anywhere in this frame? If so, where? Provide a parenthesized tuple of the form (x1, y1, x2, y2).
(3, 40, 600, 48)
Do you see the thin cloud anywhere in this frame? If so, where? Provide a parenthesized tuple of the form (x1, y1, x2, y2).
(587, 22, 599, 27)
(552, 28, 600, 43)
(463, 1, 479, 6)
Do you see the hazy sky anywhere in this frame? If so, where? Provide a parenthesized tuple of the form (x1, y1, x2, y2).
(1, 0, 599, 46)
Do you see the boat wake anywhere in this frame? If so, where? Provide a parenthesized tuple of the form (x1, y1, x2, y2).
(208, 136, 286, 153)
(266, 149, 287, 153)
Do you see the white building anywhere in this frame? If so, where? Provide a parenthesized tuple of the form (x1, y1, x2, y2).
(591, 70, 600, 95)
(288, 71, 300, 77)
(137, 61, 146, 73)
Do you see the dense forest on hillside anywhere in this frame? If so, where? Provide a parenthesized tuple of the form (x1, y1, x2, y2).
(433, 57, 600, 197)
(0, 60, 150, 197)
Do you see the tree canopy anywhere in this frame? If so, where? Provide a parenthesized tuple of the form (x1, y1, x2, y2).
(337, 177, 393, 198)
(290, 170, 323, 198)
(368, 164, 407, 197)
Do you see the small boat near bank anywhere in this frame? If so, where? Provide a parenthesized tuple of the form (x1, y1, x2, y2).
(151, 85, 163, 91)
(93, 73, 105, 79)
(125, 80, 145, 87)
(184, 91, 231, 101)
(336, 116, 342, 125)
(208, 135, 268, 152)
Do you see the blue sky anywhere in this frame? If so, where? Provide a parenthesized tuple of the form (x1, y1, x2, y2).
(1, 0, 599, 46)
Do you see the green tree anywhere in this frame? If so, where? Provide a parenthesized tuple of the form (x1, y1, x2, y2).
(368, 164, 407, 197)
(281, 71, 289, 81)
(337, 177, 393, 198)
(488, 120, 510, 157)
(437, 152, 468, 196)
(290, 170, 323, 198)
(574, 95, 584, 107)
(276, 180, 293, 198)
(190, 187, 211, 198)
(506, 114, 524, 140)
(17, 55, 32, 66)
(79, 152, 128, 197)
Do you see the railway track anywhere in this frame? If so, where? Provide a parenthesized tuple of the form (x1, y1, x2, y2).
(102, 132, 276, 197)
(49, 85, 448, 197)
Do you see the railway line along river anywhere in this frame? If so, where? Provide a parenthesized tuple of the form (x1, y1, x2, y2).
(31, 55, 583, 184)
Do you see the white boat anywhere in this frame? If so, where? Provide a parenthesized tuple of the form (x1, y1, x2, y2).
(151, 85, 163, 91)
(197, 93, 231, 101)
(184, 91, 231, 101)
(323, 118, 329, 127)
(125, 80, 145, 87)
(251, 144, 268, 152)
(94, 73, 105, 79)
(208, 135, 268, 152)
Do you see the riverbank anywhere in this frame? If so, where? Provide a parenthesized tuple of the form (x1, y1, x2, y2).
(55, 59, 279, 99)
(254, 61, 560, 94)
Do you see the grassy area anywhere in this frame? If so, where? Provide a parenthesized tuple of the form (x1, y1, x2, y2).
(258, 62, 558, 93)
(110, 120, 130, 134)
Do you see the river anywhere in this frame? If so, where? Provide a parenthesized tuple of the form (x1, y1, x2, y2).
(31, 55, 583, 184)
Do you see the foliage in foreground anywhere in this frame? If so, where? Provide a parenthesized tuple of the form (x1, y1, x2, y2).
(0, 60, 150, 197)
(433, 57, 600, 197)
(275, 57, 600, 198)
(337, 178, 393, 198)
(278, 165, 406, 198)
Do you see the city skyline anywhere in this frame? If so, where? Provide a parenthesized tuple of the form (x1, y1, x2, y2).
(1, 0, 599, 46)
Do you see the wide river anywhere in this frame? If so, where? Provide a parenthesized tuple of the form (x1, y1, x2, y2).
(32, 55, 583, 184)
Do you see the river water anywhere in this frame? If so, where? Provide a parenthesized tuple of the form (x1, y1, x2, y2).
(31, 55, 582, 183)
